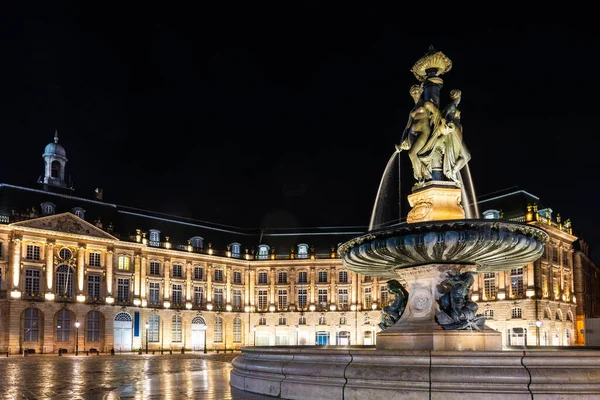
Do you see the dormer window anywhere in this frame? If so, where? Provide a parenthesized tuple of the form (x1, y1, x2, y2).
(482, 209, 500, 219)
(190, 236, 204, 249)
(72, 207, 85, 219)
(297, 243, 309, 259)
(230, 242, 241, 258)
(149, 229, 161, 245)
(41, 202, 56, 216)
(257, 244, 269, 260)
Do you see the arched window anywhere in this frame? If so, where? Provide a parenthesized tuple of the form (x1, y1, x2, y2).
(278, 317, 287, 326)
(567, 311, 573, 322)
(229, 243, 241, 258)
(214, 316, 223, 342)
(59, 248, 72, 260)
(233, 318, 242, 343)
(297, 244, 309, 259)
(258, 317, 266, 326)
(149, 230, 161, 244)
(484, 309, 494, 319)
(56, 309, 71, 342)
(556, 310, 563, 321)
(298, 316, 306, 325)
(257, 244, 269, 260)
(544, 308, 551, 320)
(149, 314, 160, 342)
(24, 308, 40, 342)
(172, 315, 182, 343)
(41, 202, 55, 215)
(511, 308, 522, 319)
(319, 316, 326, 325)
(189, 236, 204, 249)
(192, 316, 206, 325)
(339, 316, 347, 325)
(55, 265, 74, 297)
(87, 311, 101, 342)
(72, 208, 85, 219)
(51, 161, 61, 178)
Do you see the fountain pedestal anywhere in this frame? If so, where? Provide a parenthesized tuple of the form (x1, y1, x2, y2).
(407, 183, 465, 223)
(376, 264, 502, 351)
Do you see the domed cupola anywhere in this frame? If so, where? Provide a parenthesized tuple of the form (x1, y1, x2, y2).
(38, 129, 73, 191)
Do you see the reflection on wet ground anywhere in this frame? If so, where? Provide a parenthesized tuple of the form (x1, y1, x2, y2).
(0, 353, 273, 399)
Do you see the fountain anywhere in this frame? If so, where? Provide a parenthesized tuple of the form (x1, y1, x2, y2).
(230, 48, 600, 399)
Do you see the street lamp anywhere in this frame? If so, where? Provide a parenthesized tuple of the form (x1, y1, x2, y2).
(295, 325, 299, 345)
(536, 320, 543, 346)
(253, 325, 257, 346)
(145, 322, 149, 354)
(74, 320, 80, 356)
(200, 324, 207, 354)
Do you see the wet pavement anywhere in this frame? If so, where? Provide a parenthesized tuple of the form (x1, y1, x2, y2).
(0, 352, 274, 399)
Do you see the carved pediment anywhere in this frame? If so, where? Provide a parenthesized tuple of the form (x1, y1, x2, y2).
(10, 212, 117, 240)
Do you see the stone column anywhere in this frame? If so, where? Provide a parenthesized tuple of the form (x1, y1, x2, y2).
(45, 240, 55, 290)
(270, 268, 276, 305)
(249, 270, 255, 308)
(164, 259, 171, 300)
(186, 262, 192, 301)
(11, 235, 22, 290)
(141, 256, 147, 299)
(206, 264, 212, 302)
(134, 254, 141, 297)
(106, 249, 114, 295)
(372, 276, 379, 303)
(498, 271, 506, 299)
(77, 245, 85, 293)
(310, 267, 316, 304)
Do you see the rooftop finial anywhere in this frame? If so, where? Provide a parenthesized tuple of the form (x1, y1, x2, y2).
(54, 129, 59, 144)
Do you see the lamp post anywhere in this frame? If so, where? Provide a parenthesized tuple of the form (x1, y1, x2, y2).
(145, 322, 149, 354)
(253, 326, 256, 346)
(74, 320, 80, 356)
(296, 325, 299, 346)
(200, 324, 207, 354)
(536, 320, 543, 346)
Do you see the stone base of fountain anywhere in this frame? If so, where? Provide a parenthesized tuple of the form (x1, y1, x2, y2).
(407, 182, 465, 223)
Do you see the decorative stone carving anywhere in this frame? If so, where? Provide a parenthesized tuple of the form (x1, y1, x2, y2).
(10, 212, 116, 239)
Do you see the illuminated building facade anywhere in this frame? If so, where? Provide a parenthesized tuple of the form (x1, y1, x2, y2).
(0, 135, 588, 353)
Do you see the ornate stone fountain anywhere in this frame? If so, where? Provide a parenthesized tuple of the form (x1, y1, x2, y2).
(230, 48, 600, 399)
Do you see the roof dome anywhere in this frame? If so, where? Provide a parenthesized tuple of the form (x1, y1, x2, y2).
(43, 130, 67, 158)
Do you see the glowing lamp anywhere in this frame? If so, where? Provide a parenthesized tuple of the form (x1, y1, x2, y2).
(497, 292, 506, 300)
(163, 301, 171, 308)
(226, 304, 233, 312)
(74, 321, 80, 328)
(141, 299, 147, 307)
(105, 296, 114, 304)
(244, 306, 251, 312)
(470, 294, 479, 302)
(10, 290, 21, 299)
(573, 295, 577, 304)
(206, 303, 213, 311)
(309, 304, 316, 311)
(350, 304, 357, 311)
(186, 302, 193, 310)
(526, 289, 535, 298)
(535, 320, 543, 328)
(371, 303, 378, 310)
(269, 304, 276, 312)
(45, 293, 55, 301)
(77, 294, 86, 302)
(329, 304, 337, 311)
(133, 298, 142, 306)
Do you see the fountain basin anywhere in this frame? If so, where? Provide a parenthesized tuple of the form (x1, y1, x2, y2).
(338, 219, 548, 278)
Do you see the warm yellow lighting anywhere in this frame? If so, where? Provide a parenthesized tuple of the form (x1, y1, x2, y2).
(163, 301, 171, 308)
(309, 304, 316, 311)
(330, 304, 337, 311)
(562, 294, 566, 301)
(350, 304, 357, 311)
(10, 290, 21, 299)
(371, 303, 378, 310)
(407, 186, 465, 223)
(165, 241, 171, 249)
(227, 251, 232, 257)
(497, 292, 506, 300)
(141, 299, 147, 307)
(269, 304, 276, 312)
(186, 302, 193, 310)
(526, 289, 535, 298)
(135, 229, 141, 243)
(573, 295, 577, 304)
(226, 304, 233, 312)
(244, 306, 251, 312)
(208, 248, 213, 255)
(77, 294, 86, 302)
(206, 303, 213, 311)
(470, 294, 479, 302)
(105, 296, 114, 304)
(133, 298, 141, 306)
(45, 293, 55, 301)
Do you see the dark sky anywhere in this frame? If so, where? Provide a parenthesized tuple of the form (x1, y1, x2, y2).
(1, 5, 599, 262)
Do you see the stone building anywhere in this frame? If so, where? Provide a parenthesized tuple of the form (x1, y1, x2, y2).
(0, 134, 589, 353)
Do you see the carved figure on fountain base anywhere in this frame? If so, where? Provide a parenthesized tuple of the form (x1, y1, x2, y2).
(406, 182, 465, 223)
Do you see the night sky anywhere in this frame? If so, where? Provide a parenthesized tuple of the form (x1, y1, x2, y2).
(1, 6, 598, 262)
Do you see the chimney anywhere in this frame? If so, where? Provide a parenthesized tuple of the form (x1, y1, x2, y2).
(95, 188, 103, 201)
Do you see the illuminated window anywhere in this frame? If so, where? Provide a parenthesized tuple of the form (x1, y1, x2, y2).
(190, 236, 204, 249)
(55, 265, 74, 297)
(233, 289, 242, 309)
(213, 288, 223, 307)
(41, 202, 55, 215)
(214, 317, 223, 342)
(258, 290, 268, 310)
(89, 252, 101, 267)
(172, 315, 182, 343)
(482, 209, 500, 219)
(511, 308, 522, 319)
(278, 290, 288, 310)
(257, 245, 269, 260)
(297, 244, 309, 259)
(194, 286, 204, 306)
(380, 286, 388, 306)
(364, 287, 372, 309)
(233, 318, 242, 343)
(340, 316, 347, 325)
(318, 289, 328, 309)
(118, 256, 130, 271)
(230, 242, 241, 258)
(298, 289, 307, 308)
(484, 309, 494, 319)
(338, 289, 348, 309)
(26, 245, 41, 261)
(510, 268, 523, 298)
(148, 230, 160, 243)
(149, 314, 160, 342)
(484, 273, 496, 299)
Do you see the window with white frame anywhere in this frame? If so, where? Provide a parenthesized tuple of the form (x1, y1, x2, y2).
(380, 285, 389, 306)
(297, 244, 309, 259)
(318, 271, 328, 283)
(338, 289, 349, 309)
(278, 271, 287, 284)
(298, 271, 308, 284)
(258, 317, 266, 325)
(149, 282, 160, 304)
(257, 245, 269, 259)
(172, 315, 182, 342)
(194, 286, 204, 306)
(118, 256, 130, 271)
(319, 316, 327, 325)
(318, 289, 328, 309)
(73, 207, 85, 219)
(484, 273, 496, 299)
(233, 271, 242, 284)
(117, 278, 130, 302)
(190, 236, 203, 249)
(364, 287, 372, 309)
(87, 275, 101, 299)
(87, 311, 100, 342)
(298, 289, 307, 308)
(338, 270, 348, 283)
(149, 314, 160, 342)
(340, 316, 347, 325)
(59, 247, 72, 260)
(511, 308, 522, 319)
(172, 263, 183, 278)
(213, 287, 223, 307)
(194, 266, 203, 280)
(214, 269, 223, 282)
(26, 244, 41, 260)
(41, 202, 55, 215)
(233, 317, 242, 342)
(258, 271, 268, 284)
(214, 317, 223, 342)
(298, 316, 306, 325)
(510, 268, 524, 298)
(56, 309, 71, 342)
(55, 265, 74, 297)
(149, 261, 160, 275)
(278, 289, 288, 310)
(148, 230, 160, 243)
(233, 289, 242, 309)
(25, 269, 41, 295)
(484, 309, 494, 319)
(279, 316, 287, 325)
(258, 290, 268, 310)
(172, 284, 183, 305)
(230, 243, 241, 258)
(89, 252, 101, 267)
